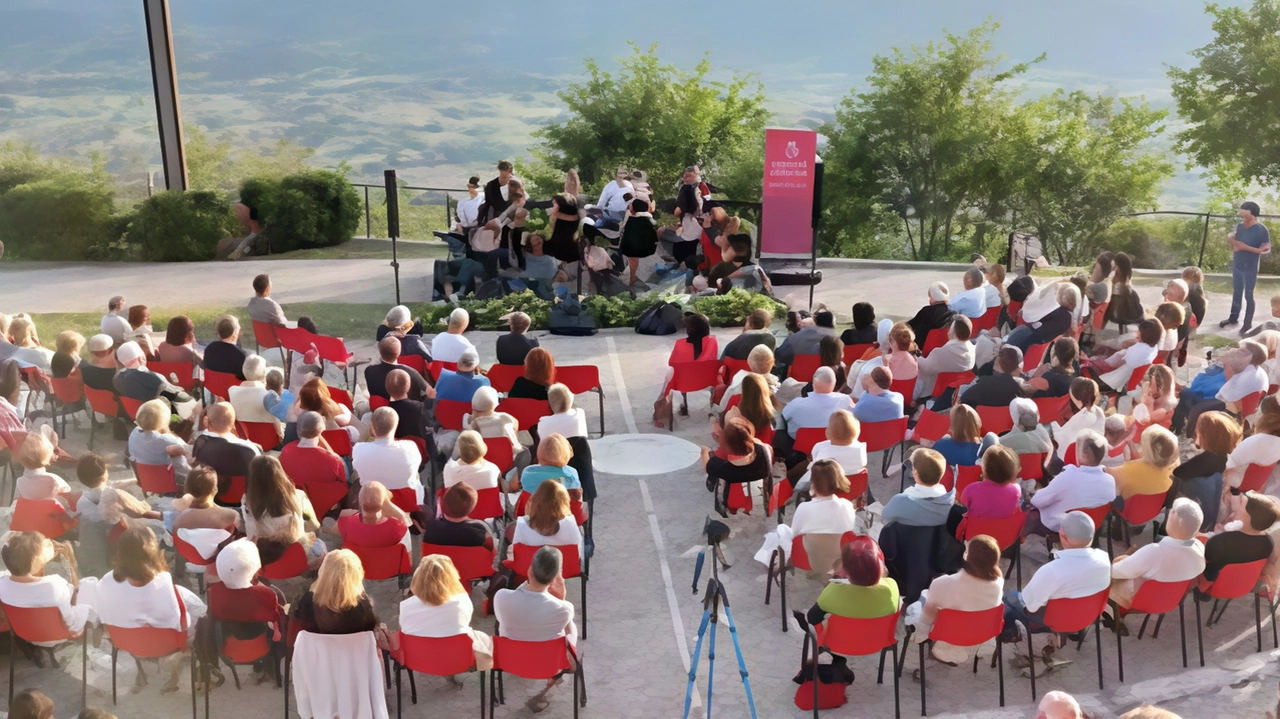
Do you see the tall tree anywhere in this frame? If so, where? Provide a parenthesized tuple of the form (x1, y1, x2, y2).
(1169, 0, 1280, 186)
(529, 43, 770, 198)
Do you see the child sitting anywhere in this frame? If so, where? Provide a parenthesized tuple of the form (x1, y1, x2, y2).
(1183, 266, 1206, 328)
(1129, 364, 1177, 440)
(1102, 415, 1133, 468)
(262, 367, 294, 423)
(75, 454, 165, 576)
(1087, 319, 1162, 392)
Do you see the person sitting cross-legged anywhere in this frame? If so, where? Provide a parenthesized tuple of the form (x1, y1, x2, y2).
(701, 418, 773, 517)
(1105, 498, 1205, 631)
(493, 545, 579, 713)
(999, 511, 1110, 643)
(883, 448, 955, 527)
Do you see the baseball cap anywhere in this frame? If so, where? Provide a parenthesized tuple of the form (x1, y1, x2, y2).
(88, 334, 113, 353)
(1060, 511, 1096, 542)
(216, 539, 261, 590)
(115, 341, 145, 368)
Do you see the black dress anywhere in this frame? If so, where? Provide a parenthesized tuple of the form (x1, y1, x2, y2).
(546, 197, 581, 263)
(619, 216, 658, 258)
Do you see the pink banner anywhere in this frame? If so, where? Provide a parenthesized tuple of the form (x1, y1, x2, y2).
(761, 128, 818, 257)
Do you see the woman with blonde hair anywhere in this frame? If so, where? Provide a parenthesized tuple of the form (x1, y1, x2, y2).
(8, 316, 53, 373)
(719, 344, 780, 411)
(512, 480, 581, 551)
(394, 554, 494, 669)
(15, 432, 77, 506)
(128, 398, 192, 479)
(537, 383, 588, 439)
(242, 455, 324, 564)
(513, 433, 585, 522)
(794, 409, 867, 490)
(443, 429, 502, 491)
(1108, 425, 1178, 501)
(289, 549, 386, 644)
(50, 330, 85, 380)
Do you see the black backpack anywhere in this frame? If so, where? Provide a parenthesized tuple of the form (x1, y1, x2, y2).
(549, 294, 598, 336)
(636, 301, 683, 335)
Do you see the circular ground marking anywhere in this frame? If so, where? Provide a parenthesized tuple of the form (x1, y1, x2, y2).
(589, 433, 702, 476)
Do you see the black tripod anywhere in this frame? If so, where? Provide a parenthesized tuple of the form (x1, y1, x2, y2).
(682, 520, 757, 719)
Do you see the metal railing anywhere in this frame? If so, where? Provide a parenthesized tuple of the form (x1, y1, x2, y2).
(1118, 210, 1280, 269)
(350, 182, 468, 240)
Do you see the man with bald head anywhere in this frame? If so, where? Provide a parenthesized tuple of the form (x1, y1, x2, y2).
(853, 366, 904, 422)
(781, 367, 853, 438)
(430, 308, 476, 363)
(364, 335, 430, 402)
(191, 402, 260, 503)
(337, 481, 410, 552)
(948, 266, 989, 319)
(352, 407, 424, 504)
(387, 369, 431, 449)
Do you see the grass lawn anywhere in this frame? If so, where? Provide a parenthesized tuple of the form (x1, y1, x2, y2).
(261, 238, 450, 261)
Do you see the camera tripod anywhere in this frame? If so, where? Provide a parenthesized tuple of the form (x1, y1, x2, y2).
(682, 521, 757, 719)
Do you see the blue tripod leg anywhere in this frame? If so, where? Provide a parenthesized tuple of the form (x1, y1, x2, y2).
(707, 613, 718, 718)
(722, 604, 759, 719)
(683, 607, 712, 719)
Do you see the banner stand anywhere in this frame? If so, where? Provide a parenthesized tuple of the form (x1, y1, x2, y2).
(760, 128, 823, 308)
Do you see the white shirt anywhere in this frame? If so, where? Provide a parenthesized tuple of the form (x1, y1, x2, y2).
(1110, 536, 1205, 584)
(781, 392, 855, 437)
(1049, 406, 1107, 461)
(1021, 547, 1111, 612)
(983, 284, 1002, 309)
(948, 287, 987, 319)
(95, 571, 206, 632)
(1218, 365, 1268, 403)
(0, 574, 93, 635)
(913, 339, 976, 400)
(17, 467, 72, 502)
(1099, 342, 1159, 392)
(1030, 464, 1116, 531)
(512, 516, 581, 550)
(493, 584, 577, 648)
(228, 381, 281, 429)
(1158, 327, 1178, 352)
(1225, 434, 1280, 489)
(101, 313, 131, 343)
(430, 332, 475, 364)
(596, 179, 634, 215)
(442, 459, 501, 491)
(790, 495, 858, 537)
(352, 436, 424, 503)
(538, 409, 588, 439)
(455, 194, 483, 230)
(807, 440, 867, 477)
(399, 593, 472, 638)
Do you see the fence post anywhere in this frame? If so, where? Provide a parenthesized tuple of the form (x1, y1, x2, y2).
(1199, 212, 1210, 268)
(364, 186, 371, 238)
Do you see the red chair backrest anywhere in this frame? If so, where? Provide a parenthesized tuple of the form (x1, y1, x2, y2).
(972, 306, 1001, 334)
(794, 427, 827, 456)
(1006, 300, 1024, 325)
(347, 542, 412, 580)
(49, 376, 84, 404)
(1018, 453, 1045, 482)
(427, 361, 458, 382)
(485, 364, 526, 394)
(120, 396, 143, 420)
(1043, 589, 1109, 634)
(1240, 391, 1264, 418)
(1092, 302, 1109, 330)
(1033, 395, 1071, 425)
(407, 435, 428, 464)
(557, 365, 602, 395)
(1023, 342, 1052, 372)
(202, 370, 240, 402)
(173, 533, 218, 567)
(482, 437, 515, 474)
(787, 354, 824, 382)
(311, 334, 354, 366)
(11, 498, 76, 539)
(435, 399, 470, 431)
(1070, 505, 1111, 532)
(389, 487, 419, 514)
(790, 531, 856, 572)
(322, 429, 354, 457)
(497, 398, 552, 431)
(930, 370, 975, 398)
(148, 361, 197, 391)
(669, 360, 723, 393)
(960, 509, 1027, 551)
(471, 487, 505, 521)
(251, 321, 281, 350)
(821, 610, 900, 657)
(1128, 578, 1194, 617)
(976, 405, 1014, 435)
(105, 624, 185, 658)
(840, 471, 869, 502)
(725, 394, 742, 411)
(369, 395, 390, 411)
(507, 543, 582, 580)
(421, 543, 497, 583)
(304, 481, 349, 520)
(329, 387, 354, 410)
(921, 328, 949, 357)
(396, 633, 477, 676)
(1118, 491, 1167, 525)
(1, 603, 74, 644)
(274, 326, 317, 355)
(1063, 442, 1078, 466)
(236, 421, 281, 451)
(222, 632, 271, 664)
(1205, 559, 1267, 600)
(135, 462, 180, 495)
(398, 354, 427, 375)
(841, 343, 876, 367)
(1126, 364, 1152, 392)
(1240, 463, 1276, 494)
(953, 465, 982, 496)
(930, 604, 1004, 645)
(888, 378, 914, 400)
(861, 417, 908, 454)
(260, 542, 310, 580)
(492, 636, 572, 680)
(216, 474, 247, 505)
(721, 357, 752, 385)
(912, 409, 950, 443)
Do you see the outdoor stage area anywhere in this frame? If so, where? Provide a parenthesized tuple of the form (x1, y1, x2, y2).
(1, 258, 1277, 718)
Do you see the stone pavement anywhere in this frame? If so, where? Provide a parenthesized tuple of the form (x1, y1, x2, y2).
(1, 260, 1276, 718)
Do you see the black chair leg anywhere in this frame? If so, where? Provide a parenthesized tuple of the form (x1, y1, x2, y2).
(892, 643, 901, 719)
(111, 647, 118, 705)
(1116, 611, 1124, 682)
(996, 639, 1005, 707)
(1094, 618, 1104, 690)
(9, 631, 15, 709)
(480, 670, 486, 719)
(1195, 593, 1205, 667)
(918, 640, 926, 716)
(1256, 593, 1264, 653)
(1179, 599, 1188, 668)
(81, 632, 88, 710)
(1027, 626, 1037, 702)
(190, 653, 197, 719)
(395, 664, 402, 719)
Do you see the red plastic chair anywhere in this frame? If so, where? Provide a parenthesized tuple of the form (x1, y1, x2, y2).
(972, 305, 1001, 333)
(911, 409, 950, 443)
(392, 633, 485, 718)
(119, 396, 143, 421)
(427, 360, 458, 382)
(329, 386, 354, 410)
(498, 398, 553, 434)
(1018, 452, 1045, 484)
(322, 429, 354, 458)
(311, 334, 360, 386)
(787, 354, 824, 382)
(1006, 300, 1024, 325)
(347, 541, 413, 580)
(1195, 558, 1269, 662)
(48, 376, 85, 437)
(485, 363, 525, 394)
(173, 532, 219, 593)
(489, 637, 581, 719)
(398, 354, 427, 375)
(236, 420, 281, 451)
(928, 370, 975, 398)
(1111, 577, 1195, 680)
(104, 622, 193, 710)
(976, 405, 1014, 435)
(1091, 301, 1110, 330)
(135, 461, 181, 496)
(1239, 462, 1276, 493)
(2, 603, 88, 708)
(216, 629, 273, 694)
(504, 543, 587, 638)
(841, 343, 876, 367)
(369, 395, 390, 411)
(149, 361, 198, 392)
(951, 465, 982, 496)
(483, 437, 515, 475)
(1111, 491, 1168, 546)
(921, 327, 949, 357)
(888, 378, 914, 401)
(766, 532, 856, 632)
(1028, 589, 1109, 701)
(793, 427, 826, 456)
(216, 474, 247, 506)
(251, 320, 286, 366)
(841, 470, 870, 506)
(862, 417, 910, 475)
(557, 365, 606, 436)
(1032, 395, 1071, 426)
(11, 498, 78, 539)
(796, 609, 900, 719)
(917, 605, 1006, 714)
(958, 509, 1028, 588)
(303, 481, 349, 520)
(1123, 364, 1152, 393)
(664, 360, 723, 431)
(434, 399, 470, 431)
(274, 325, 317, 357)
(421, 543, 496, 584)
(260, 542, 310, 580)
(1063, 442, 1078, 466)
(1023, 342, 1052, 372)
(1240, 390, 1264, 419)
(389, 487, 420, 515)
(202, 370, 240, 402)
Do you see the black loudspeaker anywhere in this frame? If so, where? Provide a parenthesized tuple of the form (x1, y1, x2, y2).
(811, 157, 824, 229)
(384, 169, 399, 238)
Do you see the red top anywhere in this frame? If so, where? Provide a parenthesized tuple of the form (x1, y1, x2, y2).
(668, 336, 720, 365)
(279, 442, 347, 486)
(699, 231, 723, 270)
(338, 513, 407, 547)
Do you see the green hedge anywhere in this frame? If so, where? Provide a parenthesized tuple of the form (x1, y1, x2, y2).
(124, 190, 240, 262)
(0, 175, 118, 260)
(242, 170, 360, 253)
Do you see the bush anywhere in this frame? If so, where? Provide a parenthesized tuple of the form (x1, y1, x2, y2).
(123, 190, 239, 262)
(0, 175, 117, 260)
(236, 176, 278, 223)
(260, 170, 360, 253)
(691, 289, 787, 325)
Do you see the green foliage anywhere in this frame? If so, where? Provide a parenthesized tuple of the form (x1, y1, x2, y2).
(415, 291, 553, 331)
(530, 43, 770, 198)
(581, 293, 656, 328)
(0, 173, 117, 260)
(186, 124, 316, 193)
(249, 170, 361, 253)
(123, 190, 239, 262)
(691, 289, 786, 326)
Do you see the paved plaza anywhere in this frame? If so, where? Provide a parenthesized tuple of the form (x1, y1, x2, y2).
(1, 258, 1277, 718)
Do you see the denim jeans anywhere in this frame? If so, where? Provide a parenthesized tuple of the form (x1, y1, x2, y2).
(1000, 590, 1048, 641)
(1230, 264, 1259, 327)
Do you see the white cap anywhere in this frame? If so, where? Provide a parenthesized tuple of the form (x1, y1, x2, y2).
(88, 334, 113, 353)
(115, 341, 145, 368)
(215, 538, 262, 590)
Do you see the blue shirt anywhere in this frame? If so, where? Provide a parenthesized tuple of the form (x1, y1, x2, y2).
(520, 465, 581, 495)
(263, 389, 293, 422)
(434, 370, 491, 403)
(931, 436, 981, 467)
(1233, 221, 1271, 272)
(781, 392, 855, 437)
(947, 287, 987, 319)
(852, 391, 904, 423)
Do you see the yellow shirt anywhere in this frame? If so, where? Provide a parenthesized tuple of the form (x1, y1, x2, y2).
(1110, 460, 1172, 500)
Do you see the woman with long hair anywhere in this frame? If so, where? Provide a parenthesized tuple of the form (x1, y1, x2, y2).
(509, 347, 557, 402)
(701, 417, 773, 516)
(512, 480, 581, 551)
(1107, 425, 1178, 500)
(157, 315, 203, 365)
(393, 554, 494, 670)
(544, 191, 583, 265)
(242, 455, 324, 564)
(1106, 252, 1144, 327)
(289, 549, 387, 645)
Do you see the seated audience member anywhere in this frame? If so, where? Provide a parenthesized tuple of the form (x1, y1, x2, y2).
(395, 554, 493, 669)
(1004, 283, 1078, 354)
(931, 404, 986, 467)
(493, 546, 579, 710)
(338, 482, 410, 552)
(722, 308, 777, 361)
(719, 344, 780, 411)
(795, 410, 866, 491)
(80, 334, 119, 393)
(95, 526, 207, 655)
(113, 340, 196, 414)
(383, 369, 427, 442)
(289, 549, 384, 643)
(775, 309, 836, 368)
(962, 445, 1022, 519)
(1049, 377, 1107, 465)
(1108, 499, 1205, 616)
(948, 267, 989, 319)
(191, 402, 261, 498)
(207, 539, 285, 683)
(538, 383, 588, 440)
(431, 308, 476, 364)
(378, 305, 430, 360)
(512, 481, 582, 553)
(1129, 364, 1177, 437)
(853, 366, 904, 423)
(1224, 410, 1280, 492)
(365, 336, 431, 403)
(51, 331, 85, 380)
(789, 459, 858, 572)
(100, 295, 130, 344)
(7, 316, 53, 372)
(242, 455, 324, 562)
(1108, 425, 1178, 500)
(352, 407, 424, 504)
(840, 302, 878, 347)
(998, 398, 1053, 457)
(202, 315, 251, 380)
(883, 448, 954, 527)
(1089, 319, 1161, 392)
(0, 359, 24, 439)
(805, 538, 899, 629)
(1102, 416, 1133, 469)
(296, 378, 360, 441)
(0, 315, 13, 364)
(984, 264, 1007, 308)
(907, 282, 957, 347)
(716, 373, 774, 451)
(15, 433, 76, 506)
(884, 322, 920, 383)
(247, 274, 288, 327)
(1037, 691, 1085, 719)
(1026, 431, 1116, 536)
(781, 367, 854, 439)
(423, 483, 494, 549)
(463, 386, 525, 462)
(444, 431, 502, 492)
(278, 411, 347, 487)
(0, 531, 98, 638)
(511, 347, 558, 402)
(123, 305, 157, 357)
(914, 316, 975, 403)
(262, 368, 293, 423)
(522, 233, 564, 286)
(156, 315, 203, 366)
(228, 355, 280, 430)
(434, 350, 490, 403)
(848, 321, 895, 403)
(798, 335, 847, 395)
(514, 434, 583, 511)
(1000, 511, 1110, 640)
(1171, 412, 1239, 529)
(128, 398, 192, 479)
(1026, 337, 1079, 399)
(172, 467, 242, 533)
(1174, 341, 1269, 436)
(496, 311, 539, 366)
(1084, 252, 1113, 308)
(701, 418, 772, 514)
(1202, 493, 1278, 585)
(653, 315, 717, 422)
(961, 345, 1024, 408)
(10, 689, 55, 719)
(910, 535, 1003, 663)
(76, 454, 162, 575)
